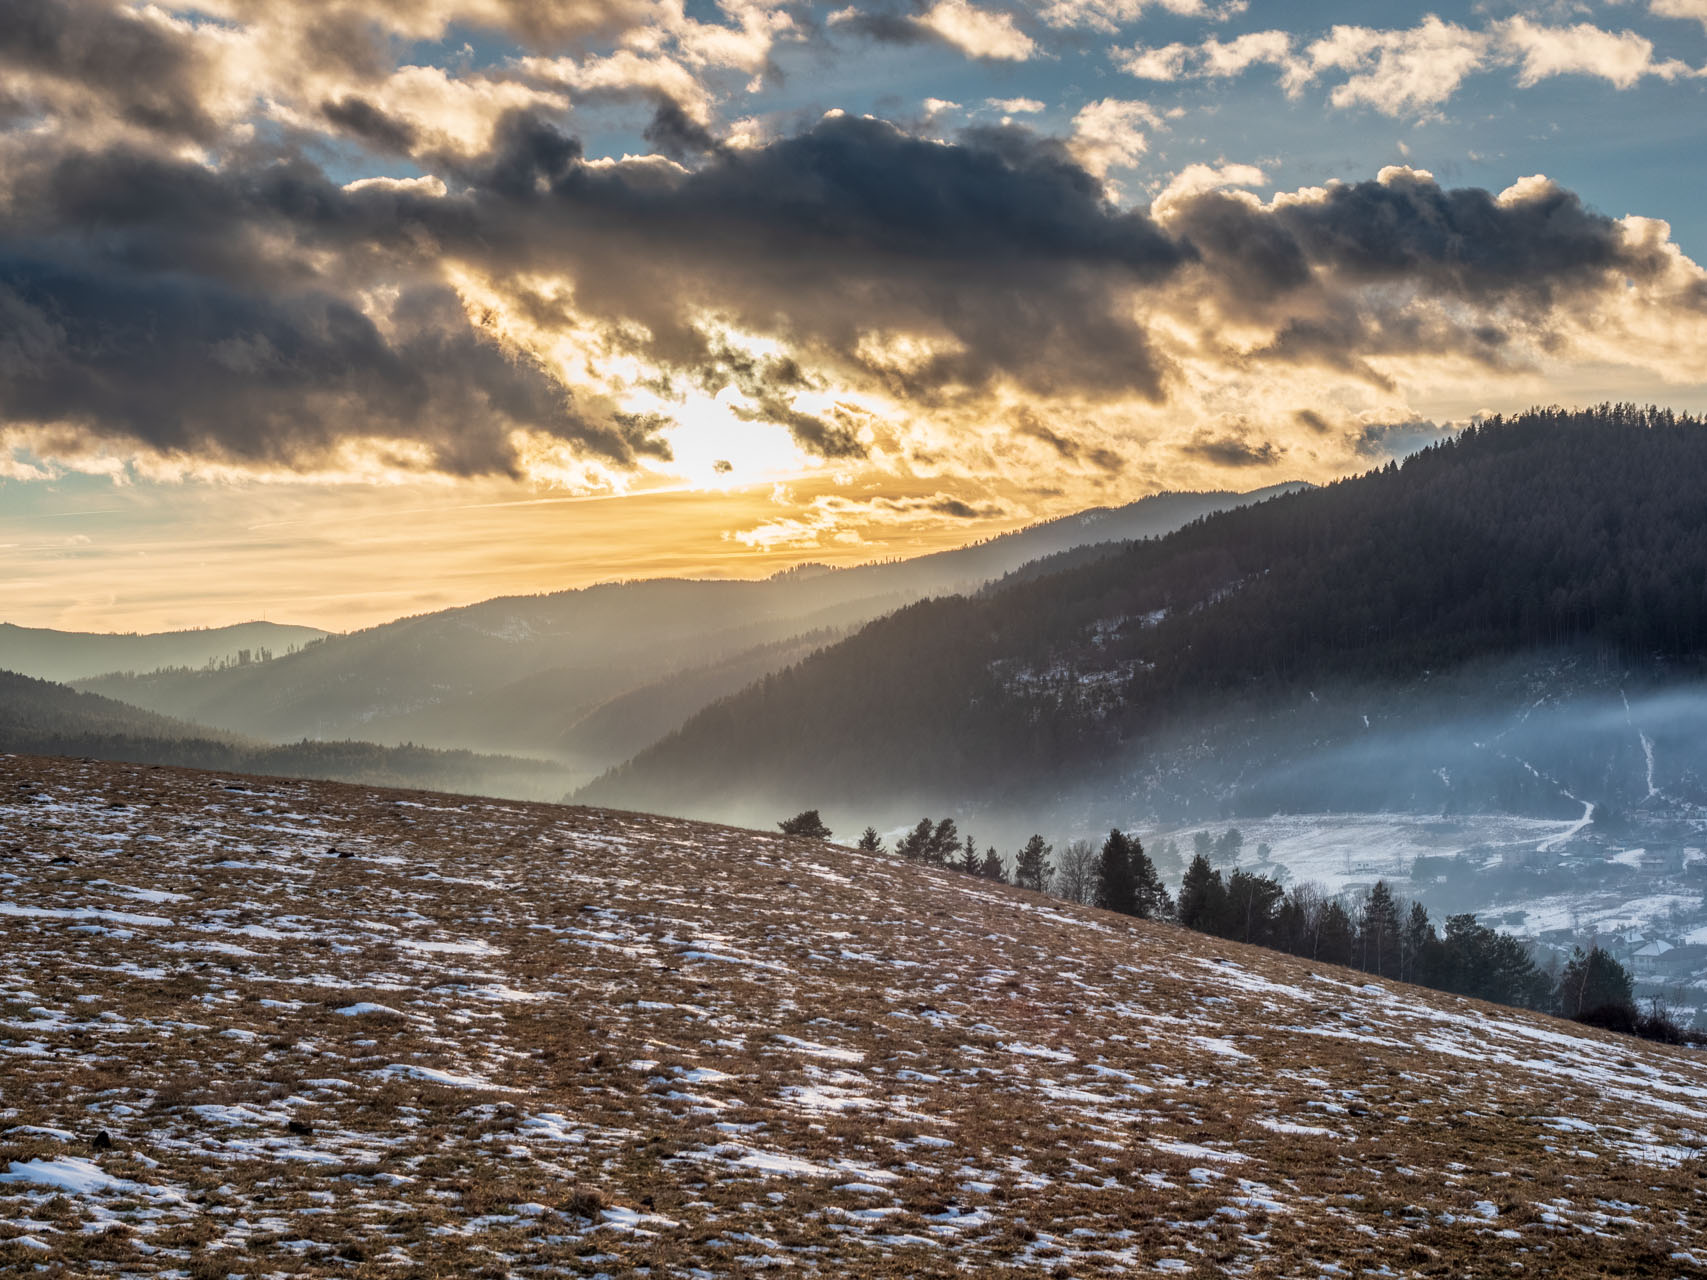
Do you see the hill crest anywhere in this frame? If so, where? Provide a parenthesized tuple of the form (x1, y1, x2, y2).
(0, 752, 1701, 1275)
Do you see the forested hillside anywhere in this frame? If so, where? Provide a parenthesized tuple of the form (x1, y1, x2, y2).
(0, 670, 566, 799)
(71, 486, 1291, 766)
(585, 406, 1707, 822)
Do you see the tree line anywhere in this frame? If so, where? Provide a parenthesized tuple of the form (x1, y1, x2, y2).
(778, 808, 1700, 1047)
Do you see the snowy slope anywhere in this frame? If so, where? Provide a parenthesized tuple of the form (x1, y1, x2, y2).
(0, 752, 1703, 1277)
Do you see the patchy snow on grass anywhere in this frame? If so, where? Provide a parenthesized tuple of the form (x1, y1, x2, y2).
(1, 754, 1703, 1277)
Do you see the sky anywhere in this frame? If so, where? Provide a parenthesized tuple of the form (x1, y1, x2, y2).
(2, 0, 1705, 632)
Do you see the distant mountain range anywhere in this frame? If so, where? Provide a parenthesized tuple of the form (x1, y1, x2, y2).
(0, 668, 566, 799)
(54, 485, 1299, 783)
(580, 406, 1707, 836)
(0, 620, 326, 684)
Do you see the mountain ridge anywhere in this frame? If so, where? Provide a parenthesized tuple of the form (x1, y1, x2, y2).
(0, 620, 327, 684)
(0, 667, 567, 799)
(580, 406, 1707, 833)
(67, 484, 1301, 773)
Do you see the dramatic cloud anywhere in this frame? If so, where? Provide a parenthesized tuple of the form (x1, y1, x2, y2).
(0, 0, 226, 140)
(1, 0, 1704, 512)
(0, 260, 668, 475)
(1152, 160, 1266, 213)
(1179, 428, 1283, 467)
(0, 112, 1192, 471)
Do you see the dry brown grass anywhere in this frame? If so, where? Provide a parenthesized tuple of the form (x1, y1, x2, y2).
(0, 751, 1702, 1277)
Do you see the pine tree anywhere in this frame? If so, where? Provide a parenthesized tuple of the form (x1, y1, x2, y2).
(1014, 835, 1052, 893)
(980, 845, 1006, 883)
(855, 827, 884, 853)
(1130, 836, 1173, 920)
(1558, 946, 1635, 1019)
(895, 818, 933, 861)
(1401, 900, 1435, 984)
(1358, 881, 1402, 978)
(1316, 900, 1356, 966)
(1177, 853, 1224, 931)
(925, 818, 959, 866)
(957, 834, 982, 875)
(778, 810, 831, 840)
(1224, 870, 1283, 944)
(1094, 829, 1138, 915)
(1192, 830, 1215, 866)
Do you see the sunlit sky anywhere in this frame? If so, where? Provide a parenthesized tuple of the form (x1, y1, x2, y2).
(3, 0, 1705, 631)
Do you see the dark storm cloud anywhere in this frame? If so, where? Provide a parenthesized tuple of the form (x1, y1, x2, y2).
(1014, 412, 1123, 472)
(737, 397, 867, 458)
(1276, 172, 1661, 306)
(0, 253, 667, 474)
(0, 0, 220, 140)
(640, 99, 723, 161)
(0, 94, 1680, 474)
(1143, 169, 1681, 386)
(1169, 171, 1669, 323)
(829, 8, 935, 47)
(6, 112, 1181, 463)
(929, 495, 1003, 518)
(320, 96, 419, 154)
(513, 115, 1186, 400)
(1179, 432, 1283, 468)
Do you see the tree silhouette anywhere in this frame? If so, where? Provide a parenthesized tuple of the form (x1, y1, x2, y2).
(778, 809, 832, 840)
(1014, 834, 1053, 893)
(1559, 946, 1635, 1020)
(1094, 829, 1138, 915)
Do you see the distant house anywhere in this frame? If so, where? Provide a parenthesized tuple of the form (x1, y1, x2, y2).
(1632, 939, 1675, 975)
(1640, 848, 1683, 875)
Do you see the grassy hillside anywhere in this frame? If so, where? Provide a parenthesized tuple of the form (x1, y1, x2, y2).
(0, 752, 1701, 1276)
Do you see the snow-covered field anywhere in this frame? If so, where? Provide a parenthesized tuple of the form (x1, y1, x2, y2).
(1165, 811, 1707, 943)
(1, 753, 1705, 1277)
